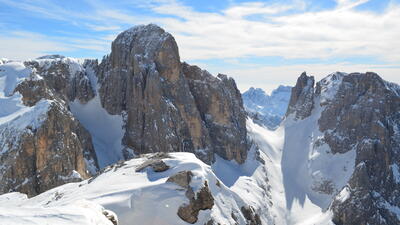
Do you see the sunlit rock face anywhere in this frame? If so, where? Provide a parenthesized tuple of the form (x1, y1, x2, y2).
(0, 24, 250, 196)
(97, 24, 249, 164)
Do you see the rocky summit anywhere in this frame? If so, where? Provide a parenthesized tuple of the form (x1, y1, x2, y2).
(0, 24, 399, 225)
(0, 24, 248, 197)
(285, 71, 400, 225)
(97, 24, 248, 164)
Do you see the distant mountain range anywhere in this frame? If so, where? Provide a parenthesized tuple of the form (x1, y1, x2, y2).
(242, 85, 292, 129)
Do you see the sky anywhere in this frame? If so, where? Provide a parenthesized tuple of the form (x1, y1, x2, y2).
(0, 0, 399, 93)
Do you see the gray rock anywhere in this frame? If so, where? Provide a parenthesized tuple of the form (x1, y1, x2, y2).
(286, 72, 315, 120)
(97, 24, 249, 164)
(166, 170, 193, 188)
(287, 71, 400, 225)
(135, 159, 169, 172)
(176, 181, 214, 224)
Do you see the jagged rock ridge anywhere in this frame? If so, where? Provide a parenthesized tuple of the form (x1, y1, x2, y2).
(0, 24, 249, 196)
(97, 24, 248, 164)
(286, 71, 400, 225)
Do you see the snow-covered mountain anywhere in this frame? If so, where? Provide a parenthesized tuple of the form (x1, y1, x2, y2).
(0, 24, 399, 225)
(0, 149, 273, 225)
(242, 85, 291, 129)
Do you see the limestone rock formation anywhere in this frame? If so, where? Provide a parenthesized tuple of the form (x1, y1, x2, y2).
(286, 71, 400, 225)
(167, 171, 214, 224)
(286, 72, 314, 119)
(0, 58, 99, 196)
(0, 24, 249, 197)
(97, 24, 249, 164)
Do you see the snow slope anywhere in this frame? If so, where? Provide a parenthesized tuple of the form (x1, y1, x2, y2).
(0, 151, 273, 225)
(243, 73, 358, 225)
(0, 117, 345, 225)
(0, 196, 115, 225)
(248, 119, 335, 225)
(0, 61, 51, 155)
(69, 66, 125, 168)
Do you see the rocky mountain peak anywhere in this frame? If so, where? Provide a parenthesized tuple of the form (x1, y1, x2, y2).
(0, 24, 249, 197)
(286, 71, 315, 119)
(97, 24, 249, 164)
(284, 71, 400, 225)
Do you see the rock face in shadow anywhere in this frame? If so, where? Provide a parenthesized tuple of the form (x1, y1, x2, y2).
(286, 72, 314, 120)
(97, 24, 249, 164)
(286, 71, 400, 225)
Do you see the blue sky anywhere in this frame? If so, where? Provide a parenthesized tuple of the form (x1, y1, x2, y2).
(0, 0, 399, 92)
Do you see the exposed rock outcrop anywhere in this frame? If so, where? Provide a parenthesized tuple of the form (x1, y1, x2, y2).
(167, 171, 214, 224)
(286, 72, 314, 120)
(97, 24, 249, 164)
(0, 58, 99, 196)
(241, 206, 262, 225)
(0, 24, 249, 197)
(135, 158, 169, 172)
(286, 71, 400, 225)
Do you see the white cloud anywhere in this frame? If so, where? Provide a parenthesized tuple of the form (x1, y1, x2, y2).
(151, 0, 400, 64)
(0, 31, 70, 60)
(1, 0, 399, 89)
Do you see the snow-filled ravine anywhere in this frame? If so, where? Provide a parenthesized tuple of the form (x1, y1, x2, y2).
(69, 63, 125, 168)
(248, 120, 335, 225)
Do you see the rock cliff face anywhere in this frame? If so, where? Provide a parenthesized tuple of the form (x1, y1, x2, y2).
(0, 58, 98, 196)
(286, 72, 400, 225)
(286, 72, 315, 120)
(97, 24, 248, 164)
(0, 24, 249, 196)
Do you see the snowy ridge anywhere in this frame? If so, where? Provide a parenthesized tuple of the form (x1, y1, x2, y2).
(0, 150, 274, 225)
(0, 193, 116, 225)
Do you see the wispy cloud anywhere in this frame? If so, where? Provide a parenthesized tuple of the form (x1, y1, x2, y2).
(0, 0, 399, 89)
(0, 31, 70, 60)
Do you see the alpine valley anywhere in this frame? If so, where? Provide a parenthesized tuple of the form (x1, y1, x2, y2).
(0, 24, 399, 225)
